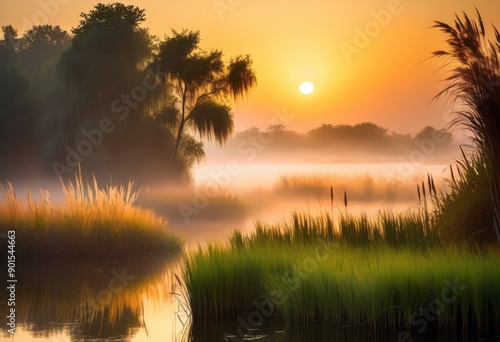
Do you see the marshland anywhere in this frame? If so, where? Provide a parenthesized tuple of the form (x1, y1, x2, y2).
(1, 2, 500, 342)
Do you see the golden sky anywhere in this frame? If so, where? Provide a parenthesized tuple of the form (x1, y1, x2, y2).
(2, 0, 500, 134)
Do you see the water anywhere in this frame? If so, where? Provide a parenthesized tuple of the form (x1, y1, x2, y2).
(191, 162, 450, 190)
(2, 257, 499, 341)
(3, 162, 498, 341)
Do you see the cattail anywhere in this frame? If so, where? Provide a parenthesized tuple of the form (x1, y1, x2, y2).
(427, 173, 432, 195)
(344, 190, 348, 208)
(422, 181, 426, 201)
(417, 183, 421, 203)
(330, 186, 334, 217)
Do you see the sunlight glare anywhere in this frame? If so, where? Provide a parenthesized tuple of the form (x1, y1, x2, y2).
(299, 81, 315, 95)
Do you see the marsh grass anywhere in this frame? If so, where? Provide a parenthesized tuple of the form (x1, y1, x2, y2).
(184, 202, 499, 331)
(275, 174, 425, 202)
(184, 240, 500, 331)
(433, 11, 500, 243)
(229, 204, 439, 249)
(0, 173, 183, 259)
(435, 153, 498, 244)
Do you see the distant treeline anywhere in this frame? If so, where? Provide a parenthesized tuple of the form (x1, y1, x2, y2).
(0, 3, 456, 185)
(210, 123, 458, 163)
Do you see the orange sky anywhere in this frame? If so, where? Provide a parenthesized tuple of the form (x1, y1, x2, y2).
(1, 1, 500, 134)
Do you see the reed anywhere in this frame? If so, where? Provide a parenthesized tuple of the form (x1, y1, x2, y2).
(0, 173, 183, 259)
(435, 152, 496, 244)
(433, 10, 500, 243)
(184, 239, 500, 331)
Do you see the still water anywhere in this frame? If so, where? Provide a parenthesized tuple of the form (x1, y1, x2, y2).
(2, 256, 499, 342)
(2, 163, 499, 341)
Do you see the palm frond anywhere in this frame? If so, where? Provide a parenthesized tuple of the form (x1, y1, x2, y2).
(155, 106, 180, 129)
(188, 100, 234, 145)
(227, 55, 257, 101)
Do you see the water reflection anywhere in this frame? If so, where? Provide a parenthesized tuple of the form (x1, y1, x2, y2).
(2, 254, 180, 341)
(2, 248, 500, 341)
(187, 317, 500, 342)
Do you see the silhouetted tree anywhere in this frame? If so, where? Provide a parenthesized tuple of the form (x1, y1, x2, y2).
(154, 30, 256, 160)
(18, 25, 70, 50)
(0, 43, 42, 180)
(72, 2, 146, 40)
(1, 25, 18, 52)
(39, 3, 173, 182)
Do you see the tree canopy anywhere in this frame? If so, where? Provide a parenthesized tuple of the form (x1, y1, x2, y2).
(154, 29, 256, 161)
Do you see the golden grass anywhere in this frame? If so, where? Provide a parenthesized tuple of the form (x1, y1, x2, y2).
(0, 172, 183, 259)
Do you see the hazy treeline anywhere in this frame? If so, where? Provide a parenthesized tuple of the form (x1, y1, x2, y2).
(0, 5, 182, 184)
(0, 3, 455, 185)
(0, 24, 70, 180)
(0, 3, 257, 185)
(208, 123, 458, 163)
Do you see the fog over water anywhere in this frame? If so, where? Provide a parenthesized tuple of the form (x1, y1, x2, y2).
(139, 160, 453, 247)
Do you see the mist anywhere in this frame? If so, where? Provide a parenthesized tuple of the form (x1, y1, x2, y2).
(0, 5, 459, 246)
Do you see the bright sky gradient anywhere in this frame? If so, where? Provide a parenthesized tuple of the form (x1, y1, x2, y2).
(2, 0, 500, 134)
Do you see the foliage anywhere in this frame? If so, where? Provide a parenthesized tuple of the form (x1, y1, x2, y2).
(436, 152, 496, 244)
(184, 239, 500, 331)
(38, 3, 175, 182)
(18, 25, 70, 50)
(433, 10, 500, 243)
(1, 25, 18, 52)
(0, 172, 183, 259)
(154, 29, 256, 159)
(72, 2, 146, 40)
(0, 43, 43, 179)
(215, 122, 457, 162)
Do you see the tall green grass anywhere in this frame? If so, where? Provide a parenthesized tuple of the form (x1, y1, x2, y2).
(230, 207, 439, 249)
(0, 173, 183, 259)
(184, 239, 500, 332)
(435, 153, 497, 244)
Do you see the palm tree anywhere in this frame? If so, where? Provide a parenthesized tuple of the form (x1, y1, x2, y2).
(154, 30, 257, 160)
(433, 10, 500, 243)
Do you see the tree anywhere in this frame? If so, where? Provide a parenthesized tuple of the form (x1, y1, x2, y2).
(72, 2, 146, 39)
(1, 25, 18, 52)
(17, 25, 70, 73)
(18, 25, 70, 50)
(0, 40, 43, 180)
(39, 3, 173, 182)
(154, 30, 256, 160)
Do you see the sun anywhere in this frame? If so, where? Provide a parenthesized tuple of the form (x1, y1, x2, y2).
(299, 81, 315, 95)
